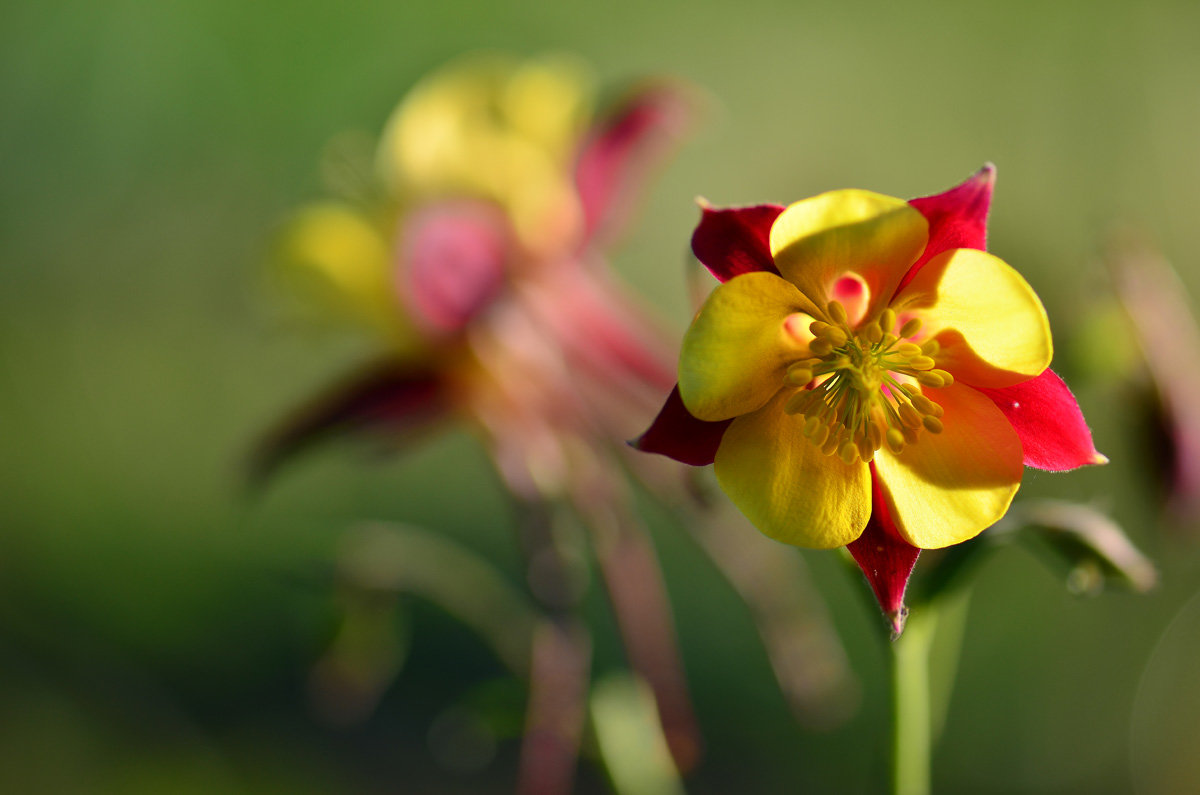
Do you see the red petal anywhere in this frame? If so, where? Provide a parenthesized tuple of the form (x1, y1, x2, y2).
(690, 204, 784, 282)
(847, 467, 921, 636)
(898, 163, 996, 295)
(401, 201, 510, 334)
(975, 369, 1106, 471)
(249, 360, 446, 485)
(575, 83, 693, 246)
(630, 385, 731, 466)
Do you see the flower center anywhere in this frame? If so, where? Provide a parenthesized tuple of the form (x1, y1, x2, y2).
(782, 300, 954, 465)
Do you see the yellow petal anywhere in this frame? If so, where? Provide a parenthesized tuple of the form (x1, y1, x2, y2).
(714, 389, 872, 549)
(679, 272, 820, 421)
(274, 204, 397, 333)
(874, 383, 1024, 549)
(375, 54, 592, 254)
(892, 248, 1052, 388)
(768, 190, 928, 323)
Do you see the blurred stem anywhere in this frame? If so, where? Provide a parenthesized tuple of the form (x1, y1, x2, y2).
(513, 499, 592, 795)
(576, 485, 701, 773)
(890, 606, 936, 795)
(518, 618, 592, 795)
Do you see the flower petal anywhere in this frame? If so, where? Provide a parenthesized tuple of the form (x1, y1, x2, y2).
(874, 384, 1024, 549)
(402, 201, 511, 334)
(898, 164, 996, 295)
(679, 272, 819, 421)
(631, 385, 732, 466)
(769, 190, 927, 322)
(690, 203, 784, 282)
(714, 390, 872, 548)
(249, 359, 446, 486)
(975, 369, 1107, 471)
(892, 248, 1052, 388)
(846, 469, 921, 636)
(575, 83, 693, 246)
(274, 203, 400, 335)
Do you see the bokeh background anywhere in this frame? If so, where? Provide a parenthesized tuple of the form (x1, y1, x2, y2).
(4, 0, 1200, 792)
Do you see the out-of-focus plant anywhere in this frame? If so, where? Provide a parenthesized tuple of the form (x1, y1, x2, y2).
(635, 165, 1151, 794)
(1106, 236, 1200, 528)
(253, 53, 856, 792)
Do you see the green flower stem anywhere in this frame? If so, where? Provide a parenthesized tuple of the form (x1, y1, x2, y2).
(890, 605, 936, 795)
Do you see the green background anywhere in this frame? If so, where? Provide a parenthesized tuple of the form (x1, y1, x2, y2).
(3, 0, 1200, 791)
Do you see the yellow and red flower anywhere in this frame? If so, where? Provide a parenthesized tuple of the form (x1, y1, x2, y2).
(635, 166, 1107, 625)
(256, 54, 691, 498)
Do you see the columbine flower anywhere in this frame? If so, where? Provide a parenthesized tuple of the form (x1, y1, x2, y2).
(255, 54, 707, 783)
(256, 54, 690, 498)
(635, 165, 1106, 627)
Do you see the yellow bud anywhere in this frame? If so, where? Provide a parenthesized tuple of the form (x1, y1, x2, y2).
(865, 324, 883, 344)
(920, 338, 940, 356)
(885, 427, 906, 453)
(916, 371, 946, 388)
(810, 338, 834, 357)
(896, 342, 922, 358)
(922, 415, 944, 434)
(899, 317, 922, 338)
(809, 320, 829, 336)
(822, 430, 841, 456)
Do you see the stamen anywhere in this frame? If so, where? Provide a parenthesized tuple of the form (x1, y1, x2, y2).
(780, 304, 953, 464)
(878, 308, 896, 335)
(827, 300, 848, 325)
(899, 317, 922, 338)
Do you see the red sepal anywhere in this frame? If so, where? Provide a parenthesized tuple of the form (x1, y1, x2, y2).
(690, 204, 784, 283)
(630, 385, 731, 466)
(249, 359, 446, 485)
(847, 467, 921, 637)
(401, 201, 510, 335)
(575, 83, 692, 246)
(899, 163, 996, 295)
(974, 369, 1106, 472)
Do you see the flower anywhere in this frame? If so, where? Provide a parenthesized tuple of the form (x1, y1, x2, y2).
(256, 54, 691, 498)
(254, 54, 707, 776)
(635, 165, 1107, 626)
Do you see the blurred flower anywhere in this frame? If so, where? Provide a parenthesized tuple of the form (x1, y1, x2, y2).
(1108, 237, 1200, 526)
(254, 53, 703, 787)
(256, 53, 688, 501)
(635, 165, 1107, 632)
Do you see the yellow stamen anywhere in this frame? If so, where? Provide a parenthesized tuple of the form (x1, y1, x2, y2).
(827, 300, 848, 325)
(779, 299, 957, 463)
(899, 317, 922, 338)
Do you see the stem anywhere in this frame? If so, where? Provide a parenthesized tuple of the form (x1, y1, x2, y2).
(889, 606, 936, 795)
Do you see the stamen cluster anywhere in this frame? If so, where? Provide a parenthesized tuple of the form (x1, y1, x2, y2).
(782, 301, 954, 465)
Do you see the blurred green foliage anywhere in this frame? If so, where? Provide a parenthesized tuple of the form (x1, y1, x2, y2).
(2, 0, 1199, 792)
